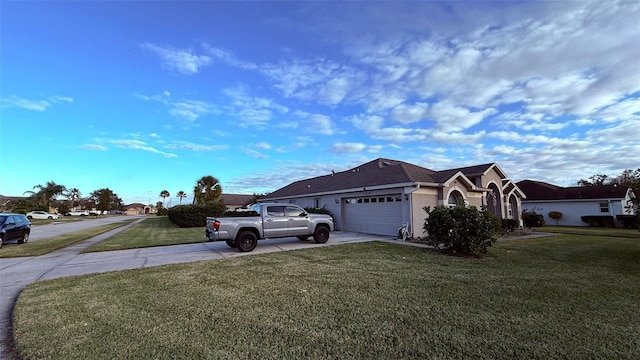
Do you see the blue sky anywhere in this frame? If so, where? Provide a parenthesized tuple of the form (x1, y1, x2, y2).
(1, 1, 639, 206)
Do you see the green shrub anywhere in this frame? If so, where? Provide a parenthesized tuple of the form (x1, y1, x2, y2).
(616, 214, 640, 228)
(548, 211, 563, 225)
(167, 202, 226, 228)
(581, 215, 615, 227)
(422, 205, 500, 257)
(522, 210, 545, 228)
(501, 219, 520, 231)
(304, 206, 334, 218)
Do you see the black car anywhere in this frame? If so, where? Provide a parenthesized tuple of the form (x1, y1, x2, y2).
(0, 213, 31, 249)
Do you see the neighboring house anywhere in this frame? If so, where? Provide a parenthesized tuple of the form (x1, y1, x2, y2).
(261, 158, 525, 237)
(220, 194, 255, 211)
(125, 203, 155, 215)
(517, 180, 637, 227)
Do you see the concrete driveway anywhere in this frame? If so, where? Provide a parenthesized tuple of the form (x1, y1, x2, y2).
(0, 218, 398, 359)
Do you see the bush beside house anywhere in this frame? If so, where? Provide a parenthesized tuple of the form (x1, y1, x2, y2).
(421, 206, 501, 257)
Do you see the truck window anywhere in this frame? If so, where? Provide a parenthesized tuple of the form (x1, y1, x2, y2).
(286, 206, 305, 217)
(266, 206, 285, 217)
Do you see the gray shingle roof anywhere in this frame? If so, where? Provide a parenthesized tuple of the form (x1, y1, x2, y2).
(263, 158, 497, 199)
(516, 180, 630, 200)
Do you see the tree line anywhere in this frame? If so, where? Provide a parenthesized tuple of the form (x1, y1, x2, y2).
(2, 180, 124, 215)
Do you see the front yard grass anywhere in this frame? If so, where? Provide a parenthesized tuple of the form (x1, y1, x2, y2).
(0, 219, 137, 258)
(540, 225, 640, 239)
(83, 216, 205, 252)
(14, 233, 640, 359)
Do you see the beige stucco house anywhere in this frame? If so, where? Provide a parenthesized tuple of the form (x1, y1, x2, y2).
(261, 158, 525, 237)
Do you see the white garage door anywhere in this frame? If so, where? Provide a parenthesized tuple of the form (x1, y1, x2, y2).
(343, 194, 403, 236)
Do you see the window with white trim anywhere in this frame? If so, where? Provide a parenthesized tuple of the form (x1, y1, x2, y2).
(599, 202, 608, 213)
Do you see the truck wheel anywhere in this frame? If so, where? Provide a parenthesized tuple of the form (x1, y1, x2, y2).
(225, 240, 236, 248)
(313, 227, 329, 244)
(18, 232, 29, 244)
(296, 235, 309, 241)
(236, 231, 257, 252)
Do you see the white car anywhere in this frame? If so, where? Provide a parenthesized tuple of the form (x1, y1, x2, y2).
(26, 211, 60, 220)
(65, 210, 90, 216)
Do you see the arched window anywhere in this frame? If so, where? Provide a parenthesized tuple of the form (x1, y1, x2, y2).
(448, 190, 465, 207)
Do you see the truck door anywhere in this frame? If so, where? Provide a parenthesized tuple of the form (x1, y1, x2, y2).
(263, 205, 289, 238)
(286, 206, 310, 236)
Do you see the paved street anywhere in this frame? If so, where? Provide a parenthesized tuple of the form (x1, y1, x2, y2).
(25, 215, 145, 242)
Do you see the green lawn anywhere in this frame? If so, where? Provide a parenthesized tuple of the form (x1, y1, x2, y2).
(83, 216, 205, 252)
(540, 225, 640, 238)
(14, 232, 640, 359)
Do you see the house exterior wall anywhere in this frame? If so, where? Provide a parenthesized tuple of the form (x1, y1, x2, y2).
(522, 198, 631, 227)
(410, 187, 439, 238)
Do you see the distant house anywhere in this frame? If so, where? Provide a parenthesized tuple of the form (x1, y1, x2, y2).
(517, 180, 636, 227)
(125, 203, 155, 215)
(220, 194, 254, 211)
(262, 158, 525, 237)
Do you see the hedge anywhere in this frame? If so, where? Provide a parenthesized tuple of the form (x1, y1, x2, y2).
(580, 215, 615, 227)
(167, 202, 227, 228)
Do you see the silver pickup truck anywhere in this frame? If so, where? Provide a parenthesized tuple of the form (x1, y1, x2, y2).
(205, 203, 334, 252)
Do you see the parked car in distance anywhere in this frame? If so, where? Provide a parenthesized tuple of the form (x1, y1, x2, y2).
(0, 213, 31, 249)
(65, 210, 90, 216)
(26, 210, 60, 220)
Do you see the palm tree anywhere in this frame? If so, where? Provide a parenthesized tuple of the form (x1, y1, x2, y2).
(24, 181, 67, 209)
(193, 175, 222, 204)
(176, 190, 187, 205)
(159, 190, 170, 207)
(65, 188, 81, 209)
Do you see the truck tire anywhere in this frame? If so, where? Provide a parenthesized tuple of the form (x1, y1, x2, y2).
(225, 240, 236, 248)
(296, 235, 309, 241)
(313, 226, 329, 244)
(236, 231, 257, 252)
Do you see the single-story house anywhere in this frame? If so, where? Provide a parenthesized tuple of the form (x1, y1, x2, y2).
(516, 180, 637, 227)
(220, 194, 255, 211)
(125, 203, 155, 215)
(261, 158, 525, 237)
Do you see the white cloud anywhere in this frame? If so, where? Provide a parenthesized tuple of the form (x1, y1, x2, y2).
(223, 85, 289, 128)
(294, 111, 336, 135)
(243, 149, 268, 159)
(429, 101, 496, 131)
(253, 142, 272, 150)
(81, 144, 107, 151)
(141, 43, 211, 75)
(1, 95, 73, 111)
(169, 100, 215, 122)
(390, 102, 429, 124)
(329, 142, 367, 153)
(107, 139, 178, 158)
(164, 141, 229, 151)
(201, 43, 257, 70)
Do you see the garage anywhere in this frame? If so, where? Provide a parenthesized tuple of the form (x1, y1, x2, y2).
(343, 194, 403, 236)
